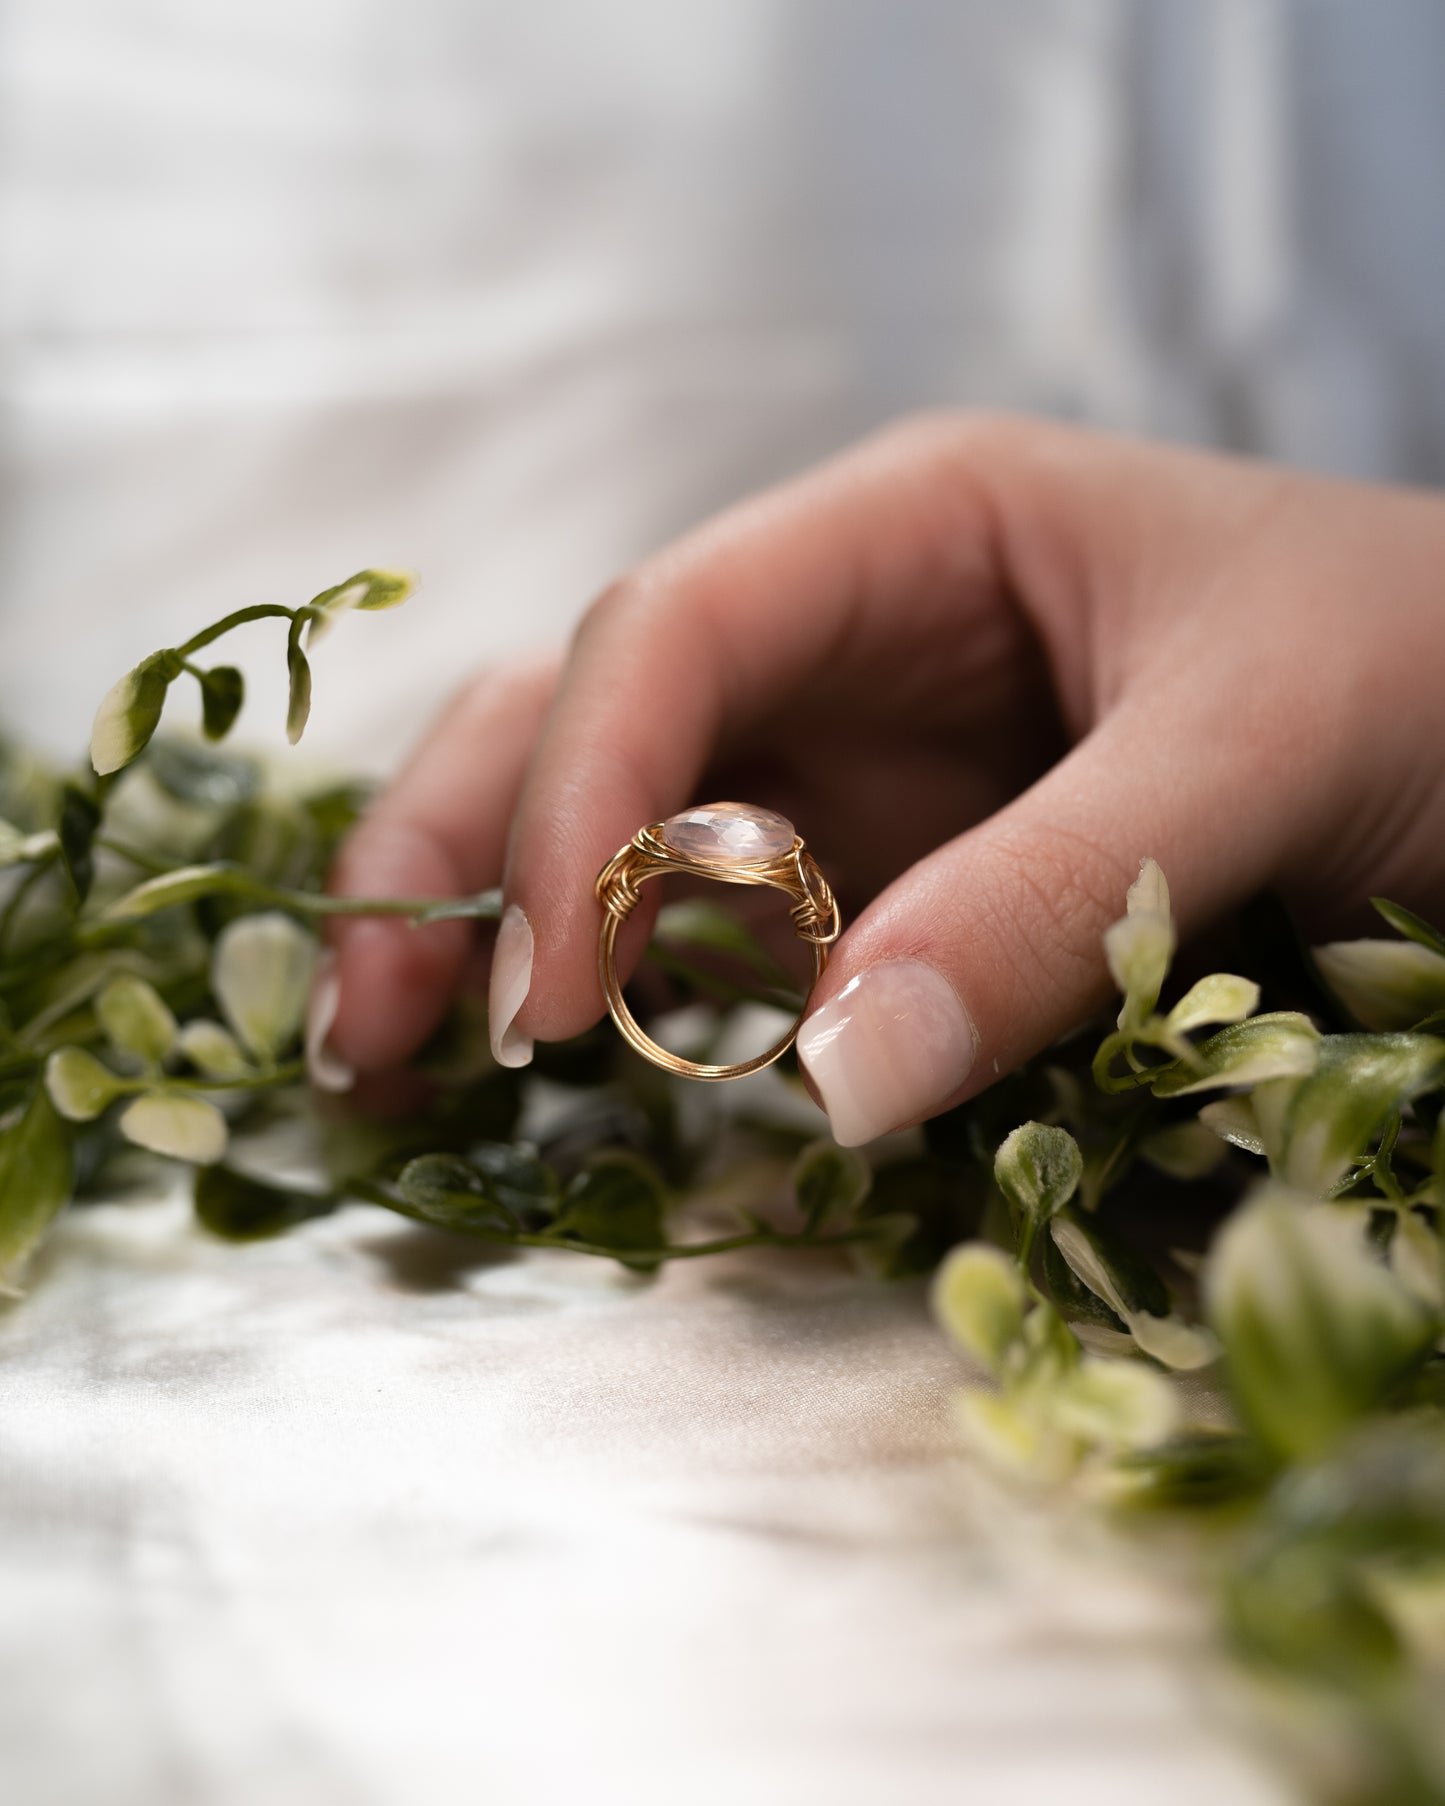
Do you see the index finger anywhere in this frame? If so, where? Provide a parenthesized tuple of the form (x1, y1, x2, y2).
(491, 413, 1048, 1056)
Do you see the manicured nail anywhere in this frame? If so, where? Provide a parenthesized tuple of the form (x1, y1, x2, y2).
(305, 950, 355, 1094)
(797, 960, 976, 1146)
(489, 904, 535, 1069)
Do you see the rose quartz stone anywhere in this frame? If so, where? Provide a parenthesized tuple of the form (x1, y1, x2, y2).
(661, 802, 795, 865)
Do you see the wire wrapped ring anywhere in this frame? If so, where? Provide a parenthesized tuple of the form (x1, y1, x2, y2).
(595, 802, 840, 1080)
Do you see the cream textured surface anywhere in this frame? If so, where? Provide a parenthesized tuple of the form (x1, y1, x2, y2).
(0, 1194, 1292, 1806)
(5, 2, 1444, 1799)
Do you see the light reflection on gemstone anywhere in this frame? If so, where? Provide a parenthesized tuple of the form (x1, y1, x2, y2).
(660, 801, 795, 865)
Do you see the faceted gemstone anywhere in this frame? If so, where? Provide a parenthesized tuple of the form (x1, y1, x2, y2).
(660, 801, 795, 865)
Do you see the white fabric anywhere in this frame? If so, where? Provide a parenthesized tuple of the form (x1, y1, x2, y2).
(4, 1, 1444, 1799)
(0, 1195, 1292, 1806)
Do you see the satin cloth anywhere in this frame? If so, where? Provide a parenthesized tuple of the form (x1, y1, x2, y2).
(6, 2, 1445, 1800)
(0, 1193, 1291, 1806)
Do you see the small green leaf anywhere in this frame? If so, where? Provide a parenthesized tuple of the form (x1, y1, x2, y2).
(552, 1151, 668, 1269)
(147, 739, 261, 809)
(1049, 1207, 1171, 1320)
(118, 1093, 229, 1164)
(1164, 972, 1260, 1036)
(931, 1242, 1026, 1373)
(90, 647, 183, 776)
(1198, 1096, 1267, 1156)
(176, 1020, 253, 1081)
(1269, 1033, 1445, 1195)
(44, 1047, 127, 1121)
(1150, 1012, 1321, 1097)
(211, 912, 318, 1061)
(1105, 858, 1174, 1032)
(394, 1153, 520, 1235)
(1049, 1356, 1179, 1451)
(994, 1122, 1082, 1239)
(1207, 1186, 1436, 1462)
(285, 631, 312, 745)
(96, 974, 178, 1066)
(0, 819, 59, 868)
(194, 1165, 332, 1240)
(57, 784, 101, 902)
(198, 665, 245, 741)
(1314, 938, 1445, 1032)
(309, 568, 417, 617)
(792, 1138, 871, 1232)
(1372, 897, 1445, 961)
(465, 1142, 559, 1227)
(0, 1087, 74, 1294)
(1139, 1119, 1229, 1180)
(654, 899, 793, 990)
(102, 862, 241, 921)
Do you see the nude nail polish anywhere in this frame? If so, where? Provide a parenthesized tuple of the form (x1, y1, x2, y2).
(489, 904, 535, 1069)
(305, 950, 356, 1094)
(796, 960, 976, 1147)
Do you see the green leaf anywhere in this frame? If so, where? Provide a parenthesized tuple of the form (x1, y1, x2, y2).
(57, 784, 101, 902)
(96, 974, 178, 1066)
(117, 1093, 229, 1164)
(198, 665, 245, 741)
(1105, 858, 1175, 1032)
(1049, 1207, 1172, 1320)
(1269, 1033, 1445, 1195)
(552, 1151, 668, 1269)
(285, 630, 312, 745)
(1150, 1011, 1321, 1097)
(211, 912, 317, 1061)
(102, 862, 242, 920)
(1049, 1356, 1179, 1451)
(1139, 1119, 1229, 1180)
(0, 819, 59, 868)
(90, 647, 183, 776)
(147, 739, 260, 809)
(194, 1165, 333, 1240)
(1207, 1186, 1437, 1462)
(0, 1087, 73, 1294)
(994, 1122, 1082, 1241)
(792, 1138, 871, 1232)
(391, 1148, 549, 1235)
(1372, 897, 1445, 961)
(1314, 938, 1445, 1032)
(176, 1021, 253, 1081)
(1198, 1096, 1267, 1156)
(309, 568, 417, 616)
(1164, 972, 1260, 1036)
(466, 1142, 559, 1227)
(44, 1047, 127, 1121)
(931, 1242, 1026, 1373)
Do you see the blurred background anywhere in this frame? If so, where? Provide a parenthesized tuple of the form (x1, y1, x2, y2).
(5, 0, 1445, 777)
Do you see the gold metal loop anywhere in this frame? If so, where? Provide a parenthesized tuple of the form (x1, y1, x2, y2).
(595, 809, 839, 1081)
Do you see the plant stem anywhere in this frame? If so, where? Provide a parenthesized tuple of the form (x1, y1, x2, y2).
(176, 604, 298, 658)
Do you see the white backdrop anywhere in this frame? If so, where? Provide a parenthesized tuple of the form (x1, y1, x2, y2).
(4, 2, 1445, 1800)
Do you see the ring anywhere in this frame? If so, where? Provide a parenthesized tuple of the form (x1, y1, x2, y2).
(595, 801, 841, 1080)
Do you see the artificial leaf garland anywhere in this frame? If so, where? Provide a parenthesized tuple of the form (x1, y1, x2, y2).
(3, 585, 1445, 1799)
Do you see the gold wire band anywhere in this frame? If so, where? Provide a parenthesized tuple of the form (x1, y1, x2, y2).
(595, 821, 841, 1080)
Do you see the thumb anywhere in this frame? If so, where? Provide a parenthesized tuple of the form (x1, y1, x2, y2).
(795, 698, 1298, 1146)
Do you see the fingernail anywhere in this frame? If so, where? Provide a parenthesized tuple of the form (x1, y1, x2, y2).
(797, 960, 976, 1146)
(305, 950, 355, 1094)
(489, 904, 535, 1069)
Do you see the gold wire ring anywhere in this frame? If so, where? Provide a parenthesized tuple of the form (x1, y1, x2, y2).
(595, 803, 841, 1081)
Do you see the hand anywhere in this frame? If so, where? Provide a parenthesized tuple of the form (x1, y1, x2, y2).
(315, 414, 1445, 1143)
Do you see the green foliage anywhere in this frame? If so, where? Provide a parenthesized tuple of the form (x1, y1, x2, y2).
(9, 577, 1445, 1800)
